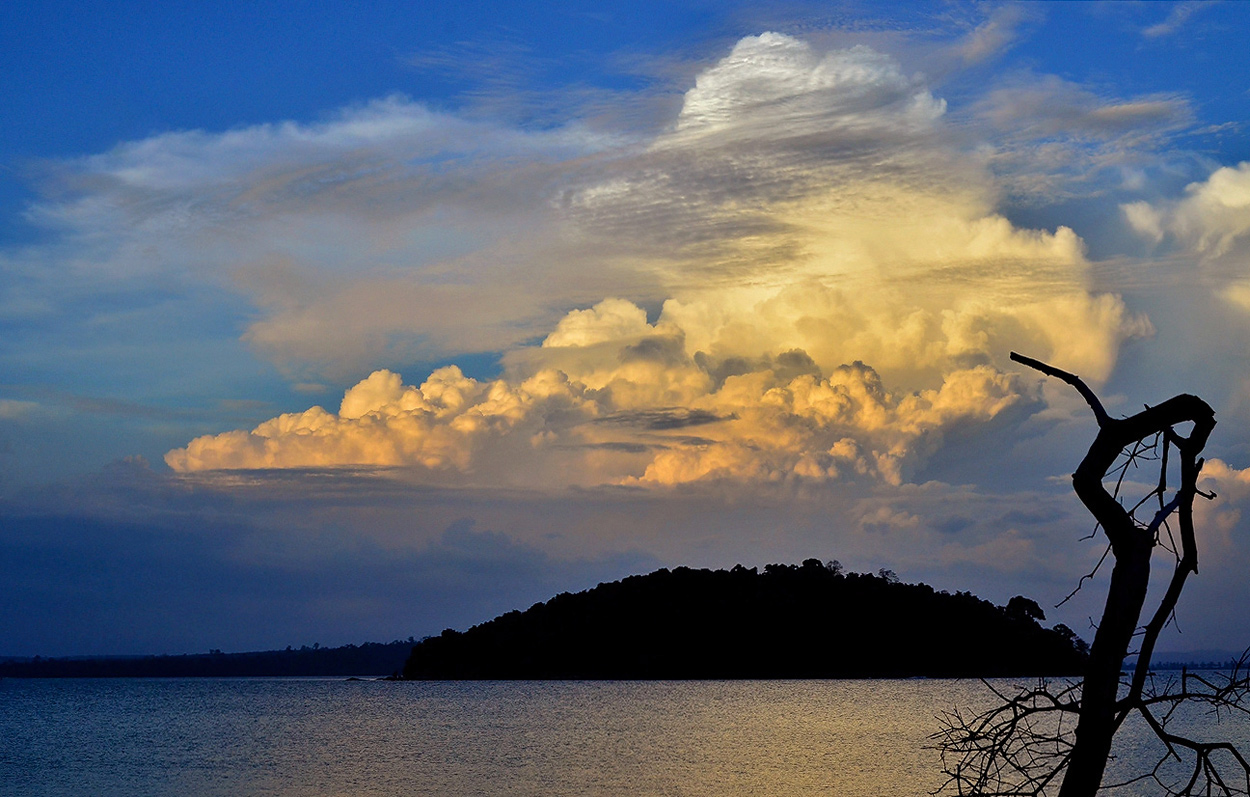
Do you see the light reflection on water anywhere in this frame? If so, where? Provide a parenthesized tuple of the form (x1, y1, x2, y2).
(2, 677, 1245, 796)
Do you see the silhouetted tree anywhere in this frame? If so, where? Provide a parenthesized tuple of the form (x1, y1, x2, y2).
(935, 353, 1250, 796)
(1006, 596, 1046, 624)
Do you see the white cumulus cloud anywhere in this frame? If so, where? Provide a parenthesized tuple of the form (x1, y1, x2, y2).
(1125, 162, 1250, 259)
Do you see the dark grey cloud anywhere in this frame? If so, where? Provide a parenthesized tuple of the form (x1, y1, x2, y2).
(593, 408, 731, 430)
(6, 448, 1250, 658)
(573, 441, 660, 454)
(0, 465, 659, 657)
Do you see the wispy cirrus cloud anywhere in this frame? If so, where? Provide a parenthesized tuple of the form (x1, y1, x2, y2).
(7, 96, 632, 380)
(1142, 1, 1214, 39)
(954, 4, 1035, 65)
(970, 73, 1194, 203)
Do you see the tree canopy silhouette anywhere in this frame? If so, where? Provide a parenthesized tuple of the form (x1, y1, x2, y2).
(934, 353, 1250, 797)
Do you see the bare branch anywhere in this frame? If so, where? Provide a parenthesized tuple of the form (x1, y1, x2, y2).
(1055, 544, 1112, 608)
(1010, 352, 1109, 427)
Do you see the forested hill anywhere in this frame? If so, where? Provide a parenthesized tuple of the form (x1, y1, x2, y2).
(403, 560, 1089, 679)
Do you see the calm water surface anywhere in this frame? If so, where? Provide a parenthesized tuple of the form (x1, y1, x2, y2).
(2, 677, 1243, 796)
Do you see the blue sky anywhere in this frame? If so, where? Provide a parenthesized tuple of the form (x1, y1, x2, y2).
(4, 1, 1250, 657)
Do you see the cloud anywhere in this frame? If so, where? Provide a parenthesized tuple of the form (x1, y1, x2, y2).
(0, 399, 39, 420)
(956, 5, 1032, 65)
(161, 34, 1156, 490)
(552, 35, 1148, 383)
(857, 504, 922, 532)
(22, 427, 1250, 656)
(939, 527, 1039, 572)
(9, 33, 1161, 393)
(1142, 1, 1213, 39)
(9, 15, 1250, 663)
(542, 297, 657, 348)
(1124, 162, 1250, 259)
(669, 34, 944, 140)
(8, 96, 627, 378)
(0, 454, 1123, 654)
(971, 74, 1193, 203)
(560, 34, 959, 277)
(166, 301, 1042, 488)
(1119, 161, 1250, 350)
(0, 492, 657, 656)
(166, 365, 594, 477)
(1195, 458, 1250, 561)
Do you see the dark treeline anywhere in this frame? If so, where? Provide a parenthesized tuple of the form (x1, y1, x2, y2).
(403, 560, 1089, 679)
(1149, 660, 1244, 671)
(0, 640, 414, 678)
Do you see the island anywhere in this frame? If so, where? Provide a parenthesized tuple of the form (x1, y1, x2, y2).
(403, 560, 1089, 679)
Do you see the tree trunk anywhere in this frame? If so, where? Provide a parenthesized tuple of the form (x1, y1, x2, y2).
(1057, 540, 1151, 797)
(1009, 353, 1217, 796)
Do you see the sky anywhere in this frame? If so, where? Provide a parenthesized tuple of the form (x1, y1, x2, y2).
(3, 0, 1250, 658)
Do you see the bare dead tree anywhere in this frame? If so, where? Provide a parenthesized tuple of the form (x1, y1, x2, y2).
(933, 352, 1250, 796)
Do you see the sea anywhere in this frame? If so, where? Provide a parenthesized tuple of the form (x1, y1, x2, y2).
(2, 677, 1245, 796)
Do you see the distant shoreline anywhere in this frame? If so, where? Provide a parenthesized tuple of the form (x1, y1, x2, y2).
(2, 652, 1241, 679)
(0, 640, 415, 679)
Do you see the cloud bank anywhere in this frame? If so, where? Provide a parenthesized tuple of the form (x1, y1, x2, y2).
(167, 324, 1036, 487)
